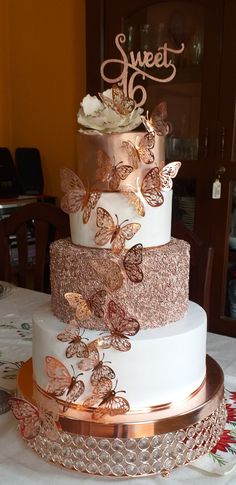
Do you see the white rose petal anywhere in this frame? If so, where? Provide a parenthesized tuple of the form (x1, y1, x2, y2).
(80, 94, 103, 116)
(77, 91, 143, 133)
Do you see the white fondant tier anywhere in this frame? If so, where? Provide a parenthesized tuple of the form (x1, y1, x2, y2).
(76, 131, 165, 190)
(70, 190, 172, 248)
(32, 301, 207, 411)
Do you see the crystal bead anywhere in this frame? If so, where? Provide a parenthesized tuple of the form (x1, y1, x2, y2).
(138, 437, 150, 449)
(98, 450, 110, 463)
(60, 433, 72, 445)
(86, 462, 98, 474)
(152, 448, 162, 460)
(125, 451, 137, 464)
(112, 451, 124, 464)
(152, 459, 163, 473)
(125, 438, 137, 450)
(85, 437, 97, 449)
(72, 435, 84, 447)
(86, 449, 97, 461)
(164, 457, 175, 470)
(98, 438, 110, 450)
(98, 463, 111, 475)
(111, 439, 124, 451)
(151, 435, 162, 447)
(162, 432, 175, 444)
(140, 462, 152, 475)
(186, 437, 195, 449)
(113, 464, 125, 476)
(74, 460, 86, 471)
(187, 427, 195, 438)
(126, 463, 138, 476)
(138, 450, 151, 462)
(61, 446, 71, 458)
(73, 448, 85, 460)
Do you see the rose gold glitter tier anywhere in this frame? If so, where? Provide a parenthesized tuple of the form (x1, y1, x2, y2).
(50, 237, 189, 329)
(17, 357, 226, 478)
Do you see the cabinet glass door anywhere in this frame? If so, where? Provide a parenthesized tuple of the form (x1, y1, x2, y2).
(123, 2, 203, 162)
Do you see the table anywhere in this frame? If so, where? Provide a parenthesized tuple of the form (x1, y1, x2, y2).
(0, 284, 235, 485)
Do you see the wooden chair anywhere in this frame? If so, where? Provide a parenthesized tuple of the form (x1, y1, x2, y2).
(172, 218, 214, 316)
(0, 202, 70, 292)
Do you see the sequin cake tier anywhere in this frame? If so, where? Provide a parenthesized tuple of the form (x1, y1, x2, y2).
(50, 237, 189, 329)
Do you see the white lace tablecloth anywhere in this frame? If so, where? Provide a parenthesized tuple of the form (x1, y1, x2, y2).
(0, 284, 235, 485)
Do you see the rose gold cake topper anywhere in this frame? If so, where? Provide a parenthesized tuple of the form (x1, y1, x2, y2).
(100, 33, 185, 107)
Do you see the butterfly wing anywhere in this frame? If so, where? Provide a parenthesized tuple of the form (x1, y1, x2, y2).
(94, 395, 130, 420)
(112, 222, 141, 254)
(78, 343, 100, 371)
(121, 189, 145, 217)
(8, 397, 41, 440)
(91, 363, 116, 386)
(112, 84, 136, 115)
(39, 407, 60, 441)
(121, 140, 139, 169)
(61, 189, 84, 214)
(82, 190, 101, 224)
(45, 356, 71, 396)
(65, 292, 92, 320)
(159, 161, 181, 191)
(109, 164, 133, 191)
(96, 150, 113, 183)
(107, 300, 140, 351)
(141, 167, 164, 207)
(138, 132, 155, 164)
(90, 289, 107, 318)
(66, 378, 85, 403)
(60, 167, 85, 193)
(83, 377, 112, 407)
(123, 243, 143, 283)
(89, 259, 124, 291)
(150, 102, 171, 135)
(95, 207, 116, 246)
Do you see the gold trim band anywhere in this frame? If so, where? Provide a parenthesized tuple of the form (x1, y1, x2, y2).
(17, 355, 224, 438)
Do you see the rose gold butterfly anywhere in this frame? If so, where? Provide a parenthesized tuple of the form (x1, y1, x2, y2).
(60, 167, 101, 223)
(121, 188, 145, 217)
(65, 289, 107, 321)
(90, 259, 124, 291)
(121, 132, 155, 169)
(99, 84, 135, 115)
(141, 101, 171, 135)
(123, 243, 143, 283)
(83, 377, 130, 420)
(8, 397, 60, 441)
(57, 324, 89, 359)
(45, 356, 85, 404)
(141, 162, 181, 207)
(78, 342, 116, 386)
(98, 300, 139, 352)
(95, 207, 141, 254)
(96, 150, 133, 191)
(90, 243, 143, 291)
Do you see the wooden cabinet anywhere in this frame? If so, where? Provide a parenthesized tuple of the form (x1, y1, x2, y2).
(85, 0, 236, 337)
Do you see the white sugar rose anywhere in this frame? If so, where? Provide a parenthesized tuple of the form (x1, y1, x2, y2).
(77, 89, 143, 133)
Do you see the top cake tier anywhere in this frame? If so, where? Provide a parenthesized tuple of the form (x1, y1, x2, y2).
(64, 130, 180, 249)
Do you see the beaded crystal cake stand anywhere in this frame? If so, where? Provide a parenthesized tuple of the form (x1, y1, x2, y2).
(16, 356, 226, 478)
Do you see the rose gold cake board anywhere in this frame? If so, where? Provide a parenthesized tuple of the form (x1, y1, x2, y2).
(16, 356, 226, 478)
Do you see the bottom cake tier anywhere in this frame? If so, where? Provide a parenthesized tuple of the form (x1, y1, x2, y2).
(16, 357, 226, 478)
(32, 301, 207, 409)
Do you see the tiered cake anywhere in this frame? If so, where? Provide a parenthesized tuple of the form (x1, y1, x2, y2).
(10, 83, 226, 479)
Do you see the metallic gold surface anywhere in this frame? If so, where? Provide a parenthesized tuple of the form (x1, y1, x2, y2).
(18, 355, 224, 438)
